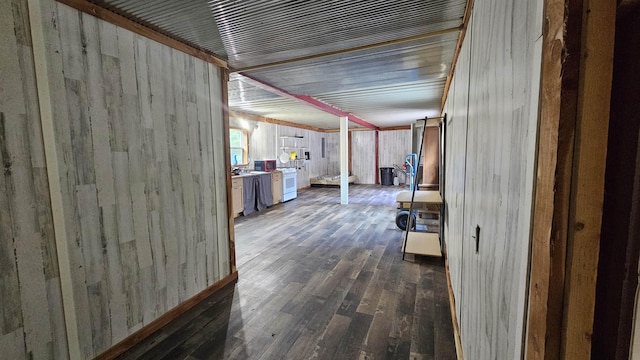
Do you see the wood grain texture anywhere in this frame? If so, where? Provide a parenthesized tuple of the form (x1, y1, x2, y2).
(562, 0, 615, 357)
(246, 123, 398, 187)
(14, 2, 232, 357)
(592, 7, 640, 359)
(442, 23, 471, 329)
(442, 0, 543, 358)
(55, 0, 227, 68)
(119, 185, 456, 360)
(0, 0, 67, 358)
(422, 126, 439, 186)
(525, 0, 578, 357)
(378, 130, 411, 168)
(351, 130, 375, 184)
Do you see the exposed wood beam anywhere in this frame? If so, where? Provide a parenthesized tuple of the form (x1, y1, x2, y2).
(526, 0, 582, 356)
(440, 0, 474, 112)
(380, 125, 412, 131)
(526, 0, 616, 358)
(220, 68, 237, 274)
(232, 26, 461, 73)
(230, 111, 325, 133)
(55, 0, 227, 68)
(562, 0, 615, 357)
(236, 73, 379, 130)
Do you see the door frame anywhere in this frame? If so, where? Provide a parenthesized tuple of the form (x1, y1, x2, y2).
(525, 0, 616, 358)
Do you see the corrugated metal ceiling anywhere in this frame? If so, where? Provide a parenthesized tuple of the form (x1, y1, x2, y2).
(92, 0, 467, 129)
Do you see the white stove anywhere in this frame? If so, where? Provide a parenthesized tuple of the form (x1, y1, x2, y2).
(280, 168, 297, 202)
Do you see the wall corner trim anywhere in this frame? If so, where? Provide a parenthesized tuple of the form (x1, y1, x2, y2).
(26, 0, 82, 358)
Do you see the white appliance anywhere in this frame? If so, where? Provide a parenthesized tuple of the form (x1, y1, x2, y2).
(281, 168, 297, 202)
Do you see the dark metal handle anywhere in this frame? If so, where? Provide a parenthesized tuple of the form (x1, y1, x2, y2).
(472, 225, 480, 254)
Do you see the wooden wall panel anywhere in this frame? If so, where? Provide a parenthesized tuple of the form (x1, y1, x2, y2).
(307, 130, 328, 178)
(248, 121, 278, 163)
(442, 0, 543, 358)
(378, 130, 411, 169)
(0, 0, 68, 358)
(442, 18, 472, 328)
(244, 119, 347, 187)
(246, 121, 393, 186)
(351, 131, 376, 184)
(422, 126, 439, 186)
(325, 132, 341, 175)
(13, 2, 231, 357)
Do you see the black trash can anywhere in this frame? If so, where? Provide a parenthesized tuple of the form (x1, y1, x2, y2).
(380, 167, 394, 186)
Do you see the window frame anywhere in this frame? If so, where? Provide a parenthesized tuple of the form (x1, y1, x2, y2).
(229, 127, 249, 166)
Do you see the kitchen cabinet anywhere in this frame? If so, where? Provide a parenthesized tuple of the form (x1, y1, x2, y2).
(231, 177, 243, 217)
(272, 171, 283, 205)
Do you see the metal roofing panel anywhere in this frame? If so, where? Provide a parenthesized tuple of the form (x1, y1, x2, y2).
(229, 97, 344, 129)
(98, 0, 227, 55)
(242, 32, 459, 96)
(316, 80, 446, 127)
(210, 0, 467, 68)
(90, 0, 467, 129)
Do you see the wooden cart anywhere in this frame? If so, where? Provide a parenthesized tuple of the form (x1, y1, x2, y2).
(396, 190, 443, 257)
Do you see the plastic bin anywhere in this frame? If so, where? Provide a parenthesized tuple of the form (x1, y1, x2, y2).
(380, 167, 394, 186)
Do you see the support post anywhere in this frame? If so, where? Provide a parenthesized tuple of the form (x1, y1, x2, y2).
(340, 116, 349, 204)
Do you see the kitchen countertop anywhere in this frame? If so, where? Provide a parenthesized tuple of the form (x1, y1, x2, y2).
(231, 170, 276, 178)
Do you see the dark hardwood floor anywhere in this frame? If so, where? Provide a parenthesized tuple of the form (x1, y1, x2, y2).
(119, 185, 456, 359)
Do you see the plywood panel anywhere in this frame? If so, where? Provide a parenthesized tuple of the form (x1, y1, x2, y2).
(442, 0, 543, 358)
(422, 127, 439, 186)
(0, 0, 66, 358)
(351, 131, 375, 184)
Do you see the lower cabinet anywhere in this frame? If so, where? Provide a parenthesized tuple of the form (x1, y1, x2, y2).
(231, 177, 243, 217)
(272, 171, 283, 205)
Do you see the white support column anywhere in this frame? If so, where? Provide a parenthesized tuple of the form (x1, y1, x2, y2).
(340, 116, 349, 204)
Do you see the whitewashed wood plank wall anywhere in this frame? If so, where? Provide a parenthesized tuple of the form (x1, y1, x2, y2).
(351, 131, 376, 184)
(442, 0, 543, 358)
(0, 0, 231, 358)
(378, 130, 411, 169)
(246, 124, 412, 185)
(443, 19, 472, 327)
(0, 0, 68, 358)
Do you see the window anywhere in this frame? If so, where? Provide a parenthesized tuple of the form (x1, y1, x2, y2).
(229, 128, 248, 165)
